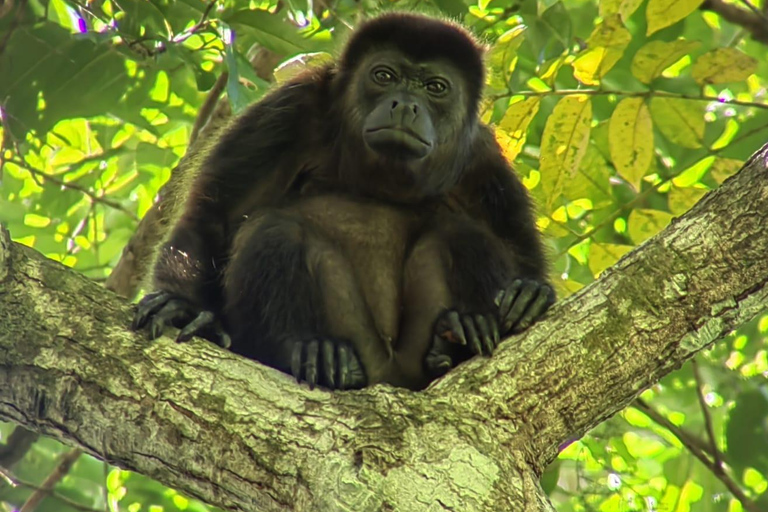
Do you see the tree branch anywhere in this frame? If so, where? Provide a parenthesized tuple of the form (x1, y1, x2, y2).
(0, 144, 767, 510)
(702, 0, 768, 44)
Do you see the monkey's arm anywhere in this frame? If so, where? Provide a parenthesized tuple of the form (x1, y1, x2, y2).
(133, 74, 327, 344)
(430, 129, 555, 368)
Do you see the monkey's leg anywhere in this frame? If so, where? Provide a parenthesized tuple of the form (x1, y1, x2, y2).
(403, 219, 554, 381)
(223, 212, 387, 390)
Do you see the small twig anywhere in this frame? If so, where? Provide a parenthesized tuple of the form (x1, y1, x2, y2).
(19, 448, 84, 512)
(634, 399, 762, 512)
(691, 359, 725, 472)
(702, 0, 768, 43)
(8, 159, 138, 220)
(0, 463, 101, 512)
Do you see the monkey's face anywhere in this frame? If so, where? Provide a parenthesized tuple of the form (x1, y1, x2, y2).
(354, 50, 472, 168)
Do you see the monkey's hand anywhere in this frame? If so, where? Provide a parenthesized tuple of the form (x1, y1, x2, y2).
(494, 278, 555, 335)
(132, 291, 231, 348)
(290, 338, 366, 390)
(425, 279, 554, 378)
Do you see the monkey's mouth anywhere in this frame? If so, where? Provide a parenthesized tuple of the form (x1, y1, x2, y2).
(364, 127, 432, 159)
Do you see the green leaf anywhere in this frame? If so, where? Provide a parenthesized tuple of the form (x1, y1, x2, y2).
(572, 15, 631, 85)
(646, 0, 705, 36)
(496, 97, 541, 162)
(631, 40, 701, 84)
(225, 9, 308, 55)
(649, 97, 704, 149)
(539, 95, 592, 209)
(691, 48, 758, 85)
(627, 209, 673, 244)
(609, 97, 653, 189)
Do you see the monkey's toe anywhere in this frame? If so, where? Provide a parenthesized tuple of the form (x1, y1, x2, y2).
(290, 338, 366, 390)
(495, 279, 555, 334)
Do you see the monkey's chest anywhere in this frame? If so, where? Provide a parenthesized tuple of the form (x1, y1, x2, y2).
(292, 195, 415, 343)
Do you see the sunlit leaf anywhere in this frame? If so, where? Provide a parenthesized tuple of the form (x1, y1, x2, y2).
(609, 97, 653, 189)
(649, 97, 704, 149)
(599, 0, 643, 21)
(646, 0, 705, 36)
(589, 243, 633, 277)
(572, 15, 631, 85)
(539, 95, 592, 209)
(631, 40, 701, 84)
(496, 97, 541, 162)
(627, 209, 673, 244)
(486, 26, 526, 90)
(668, 185, 708, 215)
(691, 48, 758, 85)
(709, 158, 742, 184)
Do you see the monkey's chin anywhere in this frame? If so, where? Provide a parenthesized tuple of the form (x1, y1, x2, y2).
(364, 128, 433, 161)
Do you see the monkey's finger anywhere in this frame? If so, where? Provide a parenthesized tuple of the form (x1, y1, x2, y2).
(474, 315, 494, 356)
(291, 342, 303, 382)
(461, 315, 482, 356)
(132, 291, 172, 330)
(497, 280, 522, 324)
(502, 282, 538, 333)
(515, 285, 555, 331)
(489, 315, 500, 348)
(446, 311, 467, 345)
(321, 340, 336, 389)
(149, 300, 189, 340)
(176, 310, 215, 342)
(305, 340, 319, 389)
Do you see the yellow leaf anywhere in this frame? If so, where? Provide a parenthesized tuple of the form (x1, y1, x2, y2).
(709, 158, 742, 184)
(668, 185, 709, 215)
(691, 48, 758, 85)
(599, 0, 643, 21)
(646, 0, 705, 36)
(564, 144, 614, 207)
(631, 39, 701, 84)
(609, 97, 653, 189)
(649, 97, 704, 149)
(573, 15, 631, 85)
(539, 95, 592, 210)
(589, 243, 633, 277)
(497, 97, 541, 162)
(627, 209, 673, 244)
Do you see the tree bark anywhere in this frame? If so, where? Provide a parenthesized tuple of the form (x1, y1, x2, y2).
(0, 143, 766, 511)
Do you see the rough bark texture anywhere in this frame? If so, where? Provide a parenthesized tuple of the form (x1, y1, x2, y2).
(0, 143, 767, 511)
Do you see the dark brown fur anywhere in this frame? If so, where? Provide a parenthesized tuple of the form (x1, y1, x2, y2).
(135, 13, 551, 390)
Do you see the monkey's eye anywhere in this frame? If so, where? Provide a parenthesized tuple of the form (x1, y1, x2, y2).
(372, 68, 396, 84)
(425, 79, 449, 95)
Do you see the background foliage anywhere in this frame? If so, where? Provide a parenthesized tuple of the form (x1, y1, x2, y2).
(1, 0, 767, 510)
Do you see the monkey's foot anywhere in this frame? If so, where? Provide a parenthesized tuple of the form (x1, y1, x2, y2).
(132, 291, 231, 348)
(425, 310, 500, 378)
(290, 338, 366, 390)
(494, 279, 555, 334)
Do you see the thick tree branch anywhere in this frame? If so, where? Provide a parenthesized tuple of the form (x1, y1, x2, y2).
(0, 143, 767, 511)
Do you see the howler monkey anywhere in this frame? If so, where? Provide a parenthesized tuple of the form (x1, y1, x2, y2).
(133, 13, 554, 390)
